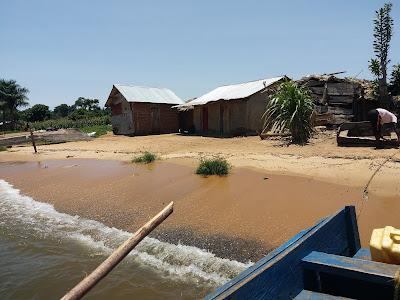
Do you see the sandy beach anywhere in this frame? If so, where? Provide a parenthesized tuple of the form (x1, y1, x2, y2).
(2, 131, 400, 195)
(1, 132, 400, 262)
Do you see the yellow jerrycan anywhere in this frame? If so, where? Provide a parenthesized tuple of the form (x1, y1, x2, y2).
(370, 226, 400, 264)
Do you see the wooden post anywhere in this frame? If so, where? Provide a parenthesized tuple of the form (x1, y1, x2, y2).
(60, 202, 174, 300)
(29, 127, 37, 153)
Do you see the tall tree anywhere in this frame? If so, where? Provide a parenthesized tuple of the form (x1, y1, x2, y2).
(369, 3, 393, 107)
(74, 97, 100, 111)
(23, 104, 51, 122)
(0, 79, 29, 129)
(54, 103, 71, 118)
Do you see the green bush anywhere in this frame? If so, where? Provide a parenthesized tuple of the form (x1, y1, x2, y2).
(0, 146, 7, 152)
(30, 115, 110, 131)
(263, 81, 314, 144)
(196, 157, 231, 176)
(132, 151, 157, 164)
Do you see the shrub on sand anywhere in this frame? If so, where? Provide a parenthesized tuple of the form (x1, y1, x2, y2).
(132, 151, 157, 164)
(263, 81, 314, 144)
(0, 146, 7, 152)
(196, 157, 230, 176)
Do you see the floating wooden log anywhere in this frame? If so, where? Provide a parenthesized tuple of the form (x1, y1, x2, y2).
(60, 202, 174, 300)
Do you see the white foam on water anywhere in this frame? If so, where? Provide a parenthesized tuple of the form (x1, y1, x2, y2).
(0, 180, 252, 286)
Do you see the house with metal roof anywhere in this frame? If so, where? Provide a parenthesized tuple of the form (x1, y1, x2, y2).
(106, 84, 184, 135)
(176, 76, 287, 136)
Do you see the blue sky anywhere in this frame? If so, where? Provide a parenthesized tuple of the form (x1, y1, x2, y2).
(1, 0, 400, 108)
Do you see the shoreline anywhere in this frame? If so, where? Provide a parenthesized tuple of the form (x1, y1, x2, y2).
(1, 157, 399, 262)
(2, 143, 399, 198)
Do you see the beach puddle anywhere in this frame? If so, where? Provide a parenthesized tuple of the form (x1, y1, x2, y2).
(1, 159, 399, 299)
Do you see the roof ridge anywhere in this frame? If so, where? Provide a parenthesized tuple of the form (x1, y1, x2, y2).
(114, 84, 170, 90)
(215, 76, 284, 88)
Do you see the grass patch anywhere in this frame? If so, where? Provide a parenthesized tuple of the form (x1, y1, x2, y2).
(80, 125, 112, 137)
(0, 146, 7, 152)
(132, 151, 157, 164)
(31, 116, 110, 131)
(196, 157, 231, 176)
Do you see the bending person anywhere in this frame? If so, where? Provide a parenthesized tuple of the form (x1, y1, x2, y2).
(367, 108, 400, 143)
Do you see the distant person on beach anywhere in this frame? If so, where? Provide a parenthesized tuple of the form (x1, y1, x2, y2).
(367, 108, 400, 143)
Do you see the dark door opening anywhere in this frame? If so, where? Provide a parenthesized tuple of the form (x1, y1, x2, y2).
(220, 105, 224, 136)
(202, 107, 208, 132)
(151, 106, 160, 134)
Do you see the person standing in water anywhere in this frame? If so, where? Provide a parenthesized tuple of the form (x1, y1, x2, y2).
(367, 108, 400, 142)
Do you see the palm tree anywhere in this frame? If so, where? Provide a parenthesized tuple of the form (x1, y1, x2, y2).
(0, 79, 29, 129)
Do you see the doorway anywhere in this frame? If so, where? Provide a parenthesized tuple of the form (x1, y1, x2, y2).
(219, 105, 224, 136)
(150, 106, 160, 134)
(202, 107, 208, 132)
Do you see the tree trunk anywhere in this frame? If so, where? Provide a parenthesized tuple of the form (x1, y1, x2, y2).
(379, 62, 390, 108)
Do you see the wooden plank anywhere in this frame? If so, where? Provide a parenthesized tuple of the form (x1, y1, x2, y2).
(328, 96, 354, 105)
(204, 206, 360, 300)
(353, 248, 371, 260)
(327, 107, 353, 115)
(302, 251, 398, 286)
(310, 85, 355, 97)
(295, 290, 353, 299)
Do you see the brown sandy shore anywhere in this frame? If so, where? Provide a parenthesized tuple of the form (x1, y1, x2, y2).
(1, 132, 400, 262)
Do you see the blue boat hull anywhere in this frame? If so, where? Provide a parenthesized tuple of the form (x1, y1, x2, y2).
(205, 206, 399, 300)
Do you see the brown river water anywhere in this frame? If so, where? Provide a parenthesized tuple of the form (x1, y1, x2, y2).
(0, 159, 399, 299)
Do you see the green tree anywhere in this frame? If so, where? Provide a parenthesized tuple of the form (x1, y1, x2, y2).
(263, 81, 314, 144)
(68, 108, 89, 120)
(54, 104, 71, 118)
(24, 104, 50, 122)
(0, 79, 29, 129)
(369, 3, 393, 106)
(390, 64, 400, 96)
(74, 97, 100, 111)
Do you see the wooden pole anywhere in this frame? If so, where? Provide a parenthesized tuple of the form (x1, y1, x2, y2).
(60, 202, 174, 300)
(29, 127, 37, 153)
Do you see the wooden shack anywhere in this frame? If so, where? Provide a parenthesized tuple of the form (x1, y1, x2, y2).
(175, 77, 286, 136)
(297, 75, 377, 126)
(105, 84, 184, 135)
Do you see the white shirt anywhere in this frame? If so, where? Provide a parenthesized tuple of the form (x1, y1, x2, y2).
(377, 108, 397, 124)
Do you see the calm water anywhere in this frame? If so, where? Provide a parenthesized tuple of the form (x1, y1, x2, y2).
(0, 180, 251, 300)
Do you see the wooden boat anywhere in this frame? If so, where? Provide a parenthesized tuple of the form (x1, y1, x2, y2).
(205, 206, 400, 300)
(337, 121, 398, 147)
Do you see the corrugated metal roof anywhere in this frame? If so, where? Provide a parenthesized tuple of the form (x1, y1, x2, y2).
(109, 84, 184, 105)
(178, 76, 285, 108)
